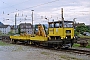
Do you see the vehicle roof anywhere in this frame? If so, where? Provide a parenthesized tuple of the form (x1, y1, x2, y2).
(48, 20, 74, 24)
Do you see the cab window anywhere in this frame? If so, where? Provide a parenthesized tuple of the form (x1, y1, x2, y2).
(49, 23, 54, 28)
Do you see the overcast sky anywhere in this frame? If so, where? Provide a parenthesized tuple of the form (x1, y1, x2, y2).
(0, 0, 90, 25)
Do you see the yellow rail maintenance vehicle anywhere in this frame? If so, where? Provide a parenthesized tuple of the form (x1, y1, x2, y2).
(10, 8, 75, 49)
(10, 20, 74, 49)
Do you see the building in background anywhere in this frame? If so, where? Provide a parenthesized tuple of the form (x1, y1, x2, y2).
(19, 23, 33, 34)
(0, 25, 11, 34)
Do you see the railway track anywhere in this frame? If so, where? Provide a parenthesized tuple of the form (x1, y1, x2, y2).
(60, 48, 90, 56)
(26, 44, 90, 56)
(45, 46, 90, 56)
(28, 45, 90, 57)
(2, 39, 90, 56)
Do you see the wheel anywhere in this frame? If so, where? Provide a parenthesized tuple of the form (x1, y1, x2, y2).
(53, 45, 59, 49)
(71, 40, 74, 47)
(24, 41, 30, 45)
(26, 40, 30, 45)
(54, 46, 59, 49)
(11, 39, 17, 44)
(14, 40, 17, 44)
(65, 47, 69, 49)
(10, 39, 14, 44)
(35, 42, 40, 47)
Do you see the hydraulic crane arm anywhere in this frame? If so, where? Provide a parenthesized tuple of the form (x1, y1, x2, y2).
(37, 24, 46, 37)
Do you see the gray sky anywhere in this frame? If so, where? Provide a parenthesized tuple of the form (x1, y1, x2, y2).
(0, 0, 90, 25)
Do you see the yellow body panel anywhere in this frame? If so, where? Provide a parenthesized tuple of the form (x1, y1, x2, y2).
(10, 35, 48, 41)
(49, 28, 63, 36)
(30, 36, 48, 41)
(10, 35, 30, 40)
(48, 28, 74, 39)
(64, 28, 74, 39)
(10, 28, 74, 41)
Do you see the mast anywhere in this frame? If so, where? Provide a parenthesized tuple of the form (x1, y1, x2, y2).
(61, 8, 64, 28)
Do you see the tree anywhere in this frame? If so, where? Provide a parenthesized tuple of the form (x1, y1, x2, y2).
(75, 25, 90, 35)
(86, 26, 90, 33)
(43, 24, 47, 34)
(18, 25, 21, 34)
(8, 30, 14, 35)
(0, 30, 2, 35)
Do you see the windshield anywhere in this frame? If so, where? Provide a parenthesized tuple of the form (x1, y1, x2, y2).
(49, 21, 73, 28)
(49, 22, 62, 28)
(64, 22, 73, 28)
(49, 23, 54, 28)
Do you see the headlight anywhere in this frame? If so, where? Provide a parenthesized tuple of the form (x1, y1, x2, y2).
(66, 37, 67, 39)
(61, 38, 63, 39)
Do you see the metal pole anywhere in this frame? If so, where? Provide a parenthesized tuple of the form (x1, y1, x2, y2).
(45, 17, 49, 34)
(25, 22, 26, 33)
(25, 18, 26, 33)
(31, 10, 34, 35)
(61, 8, 64, 28)
(15, 14, 17, 34)
(53, 19, 54, 34)
(73, 18, 77, 29)
(61, 8, 64, 39)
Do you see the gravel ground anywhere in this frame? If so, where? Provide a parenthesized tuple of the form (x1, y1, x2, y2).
(0, 44, 90, 60)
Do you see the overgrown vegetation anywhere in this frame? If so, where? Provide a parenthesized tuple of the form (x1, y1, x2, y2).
(75, 25, 90, 35)
(73, 43, 90, 48)
(0, 41, 10, 46)
(7, 30, 15, 35)
(74, 25, 90, 48)
(73, 36, 90, 48)
(79, 36, 90, 39)
(73, 43, 80, 47)
(86, 40, 90, 48)
(18, 25, 21, 34)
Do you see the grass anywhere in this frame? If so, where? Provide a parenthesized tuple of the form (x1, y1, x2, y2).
(73, 41, 90, 48)
(73, 36, 90, 48)
(73, 43, 90, 48)
(0, 40, 10, 46)
(73, 43, 80, 47)
(81, 36, 90, 48)
(79, 36, 90, 39)
(86, 40, 90, 48)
